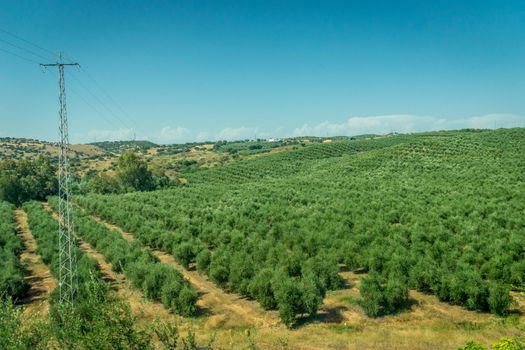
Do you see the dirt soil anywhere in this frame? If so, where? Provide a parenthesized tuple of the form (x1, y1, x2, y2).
(41, 203, 525, 350)
(88, 212, 278, 329)
(15, 209, 57, 316)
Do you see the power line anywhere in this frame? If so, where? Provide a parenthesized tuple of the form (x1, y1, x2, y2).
(79, 66, 139, 127)
(0, 26, 58, 58)
(1, 26, 144, 141)
(67, 85, 121, 131)
(0, 36, 54, 62)
(68, 71, 134, 131)
(0, 46, 40, 64)
(45, 71, 127, 140)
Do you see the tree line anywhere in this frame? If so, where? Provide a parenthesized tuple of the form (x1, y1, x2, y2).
(78, 129, 525, 324)
(47, 197, 198, 317)
(0, 202, 28, 301)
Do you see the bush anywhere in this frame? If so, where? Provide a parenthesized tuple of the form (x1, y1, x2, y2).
(195, 249, 211, 274)
(272, 275, 307, 328)
(359, 272, 384, 317)
(249, 268, 277, 310)
(174, 242, 195, 269)
(457, 341, 487, 350)
(161, 279, 182, 312)
(209, 252, 230, 288)
(0, 202, 29, 301)
(300, 275, 323, 316)
(142, 266, 168, 301)
(177, 285, 198, 317)
(492, 337, 524, 350)
(359, 272, 409, 317)
(487, 283, 512, 316)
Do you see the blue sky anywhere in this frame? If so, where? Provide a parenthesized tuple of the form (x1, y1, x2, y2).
(1, 0, 524, 144)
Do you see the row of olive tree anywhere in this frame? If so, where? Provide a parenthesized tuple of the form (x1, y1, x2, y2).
(23, 201, 104, 301)
(0, 201, 28, 301)
(48, 197, 198, 317)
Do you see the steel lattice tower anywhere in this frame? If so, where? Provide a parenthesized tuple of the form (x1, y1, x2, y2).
(41, 62, 79, 304)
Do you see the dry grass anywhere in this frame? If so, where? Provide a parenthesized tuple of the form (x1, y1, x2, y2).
(23, 205, 524, 349)
(15, 209, 56, 316)
(89, 213, 278, 329)
(82, 215, 525, 349)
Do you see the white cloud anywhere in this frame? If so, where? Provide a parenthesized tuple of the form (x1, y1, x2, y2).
(195, 126, 264, 142)
(466, 114, 525, 129)
(158, 126, 190, 143)
(217, 127, 259, 140)
(293, 114, 525, 137)
(70, 114, 525, 144)
(73, 128, 135, 143)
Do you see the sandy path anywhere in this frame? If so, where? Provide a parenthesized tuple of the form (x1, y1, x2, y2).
(42, 203, 177, 324)
(40, 204, 525, 349)
(15, 209, 57, 315)
(87, 211, 279, 329)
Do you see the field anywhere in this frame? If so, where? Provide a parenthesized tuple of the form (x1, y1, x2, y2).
(1, 128, 525, 349)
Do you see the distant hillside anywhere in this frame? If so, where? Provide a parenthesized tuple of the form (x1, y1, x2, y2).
(89, 140, 158, 153)
(0, 137, 104, 161)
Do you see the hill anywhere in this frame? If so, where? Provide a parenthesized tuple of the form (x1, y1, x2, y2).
(73, 128, 525, 348)
(0, 137, 104, 161)
(89, 140, 159, 153)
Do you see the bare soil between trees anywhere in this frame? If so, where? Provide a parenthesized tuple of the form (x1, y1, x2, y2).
(15, 208, 56, 315)
(19, 203, 524, 349)
(82, 210, 525, 350)
(88, 212, 278, 329)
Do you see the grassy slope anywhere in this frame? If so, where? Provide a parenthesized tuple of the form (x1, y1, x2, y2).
(79, 128, 525, 349)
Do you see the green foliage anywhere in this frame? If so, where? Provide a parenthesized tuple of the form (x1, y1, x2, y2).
(88, 173, 124, 194)
(46, 197, 198, 317)
(359, 271, 409, 317)
(154, 320, 179, 350)
(0, 279, 213, 349)
(457, 338, 525, 350)
(23, 201, 104, 302)
(177, 285, 198, 317)
(0, 202, 28, 301)
(488, 283, 513, 316)
(492, 338, 525, 350)
(89, 151, 171, 194)
(0, 298, 25, 350)
(457, 341, 487, 350)
(0, 157, 57, 205)
(117, 151, 155, 191)
(77, 129, 525, 323)
(196, 248, 211, 274)
(273, 277, 304, 327)
(359, 272, 385, 317)
(249, 268, 277, 310)
(174, 242, 195, 269)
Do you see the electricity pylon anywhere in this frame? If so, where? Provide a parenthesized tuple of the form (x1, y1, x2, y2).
(41, 61, 79, 304)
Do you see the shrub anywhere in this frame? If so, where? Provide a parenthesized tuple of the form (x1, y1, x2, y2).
(142, 266, 168, 301)
(487, 283, 512, 316)
(209, 252, 230, 288)
(383, 275, 409, 314)
(359, 272, 384, 317)
(174, 242, 195, 269)
(457, 341, 487, 350)
(249, 268, 277, 310)
(195, 249, 211, 274)
(492, 337, 524, 350)
(359, 272, 409, 317)
(301, 274, 323, 316)
(161, 279, 182, 312)
(177, 285, 198, 317)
